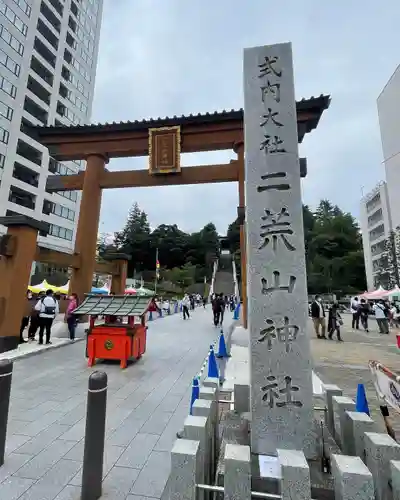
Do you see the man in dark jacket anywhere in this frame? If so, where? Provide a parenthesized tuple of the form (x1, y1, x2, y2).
(310, 295, 326, 339)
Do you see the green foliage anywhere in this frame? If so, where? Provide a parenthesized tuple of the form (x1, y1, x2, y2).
(226, 199, 366, 296)
(113, 202, 220, 286)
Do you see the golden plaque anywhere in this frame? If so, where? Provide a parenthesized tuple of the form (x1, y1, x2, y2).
(148, 126, 181, 175)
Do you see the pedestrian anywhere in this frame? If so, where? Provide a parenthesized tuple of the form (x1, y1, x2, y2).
(182, 294, 190, 320)
(35, 289, 59, 345)
(350, 296, 360, 329)
(310, 295, 327, 339)
(359, 298, 370, 333)
(218, 293, 225, 326)
(212, 295, 220, 327)
(202, 296, 207, 308)
(373, 300, 389, 334)
(328, 302, 343, 341)
(66, 293, 79, 341)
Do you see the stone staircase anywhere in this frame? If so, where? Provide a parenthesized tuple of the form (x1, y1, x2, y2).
(214, 253, 235, 296)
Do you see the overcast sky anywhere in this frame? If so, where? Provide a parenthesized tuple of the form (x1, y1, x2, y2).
(91, 0, 400, 236)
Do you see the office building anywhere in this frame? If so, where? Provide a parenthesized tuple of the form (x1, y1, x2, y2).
(360, 181, 392, 290)
(0, 0, 103, 257)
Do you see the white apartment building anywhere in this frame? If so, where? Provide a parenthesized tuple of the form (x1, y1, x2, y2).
(0, 0, 103, 257)
(360, 181, 392, 290)
(378, 64, 400, 232)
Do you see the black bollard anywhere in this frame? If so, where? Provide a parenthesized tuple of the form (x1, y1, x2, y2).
(81, 371, 108, 500)
(0, 359, 13, 467)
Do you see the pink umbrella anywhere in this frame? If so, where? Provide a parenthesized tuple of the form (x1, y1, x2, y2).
(124, 288, 137, 295)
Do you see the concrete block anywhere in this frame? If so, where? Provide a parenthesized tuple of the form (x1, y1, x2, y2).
(343, 411, 375, 458)
(192, 399, 213, 485)
(199, 385, 218, 476)
(324, 384, 342, 433)
(169, 439, 201, 500)
(332, 396, 355, 447)
(364, 432, 400, 500)
(277, 449, 311, 500)
(183, 415, 208, 500)
(224, 444, 251, 500)
(390, 460, 400, 500)
(331, 454, 374, 500)
(234, 383, 250, 414)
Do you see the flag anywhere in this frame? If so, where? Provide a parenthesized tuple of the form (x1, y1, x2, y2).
(156, 248, 160, 279)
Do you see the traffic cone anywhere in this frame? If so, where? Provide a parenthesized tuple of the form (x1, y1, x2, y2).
(217, 330, 230, 358)
(148, 311, 153, 321)
(233, 303, 240, 320)
(207, 345, 219, 378)
(190, 378, 200, 415)
(356, 383, 370, 416)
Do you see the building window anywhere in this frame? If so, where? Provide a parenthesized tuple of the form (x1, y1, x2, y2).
(369, 224, 385, 243)
(0, 99, 13, 121)
(45, 201, 75, 221)
(10, 0, 31, 18)
(0, 1, 28, 36)
(34, 36, 56, 67)
(0, 75, 17, 99)
(49, 157, 77, 175)
(16, 139, 43, 166)
(30, 55, 53, 86)
(9, 185, 36, 210)
(49, 223, 73, 240)
(0, 24, 25, 55)
(56, 190, 77, 202)
(0, 47, 21, 76)
(40, 1, 61, 32)
(0, 125, 9, 144)
(46, 0, 63, 17)
(0, 153, 5, 168)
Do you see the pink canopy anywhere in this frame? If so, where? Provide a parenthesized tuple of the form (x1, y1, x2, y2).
(360, 286, 388, 300)
(124, 288, 137, 295)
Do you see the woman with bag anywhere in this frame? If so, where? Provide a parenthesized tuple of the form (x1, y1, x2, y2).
(66, 293, 79, 341)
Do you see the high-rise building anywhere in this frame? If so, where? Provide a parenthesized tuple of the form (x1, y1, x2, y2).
(0, 0, 103, 255)
(360, 181, 392, 290)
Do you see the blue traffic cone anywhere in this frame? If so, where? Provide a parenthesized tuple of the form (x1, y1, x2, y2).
(217, 331, 230, 358)
(208, 345, 219, 378)
(190, 378, 200, 415)
(180, 304, 183, 312)
(233, 303, 240, 320)
(149, 311, 153, 321)
(356, 383, 370, 416)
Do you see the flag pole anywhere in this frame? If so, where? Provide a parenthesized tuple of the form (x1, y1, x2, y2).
(155, 248, 159, 295)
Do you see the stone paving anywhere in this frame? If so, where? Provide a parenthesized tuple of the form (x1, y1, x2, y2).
(311, 312, 400, 434)
(1, 306, 219, 500)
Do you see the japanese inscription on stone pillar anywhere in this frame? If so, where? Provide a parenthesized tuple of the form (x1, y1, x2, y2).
(243, 43, 314, 457)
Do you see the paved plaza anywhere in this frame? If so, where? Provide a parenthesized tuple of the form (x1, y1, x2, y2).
(1, 306, 218, 500)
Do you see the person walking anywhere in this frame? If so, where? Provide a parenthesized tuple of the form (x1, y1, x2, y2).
(359, 298, 370, 333)
(66, 293, 79, 341)
(212, 294, 220, 327)
(182, 294, 190, 320)
(373, 300, 389, 334)
(35, 289, 59, 345)
(328, 302, 343, 341)
(310, 295, 326, 339)
(350, 297, 360, 329)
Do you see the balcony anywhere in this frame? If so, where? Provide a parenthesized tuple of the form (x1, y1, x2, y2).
(27, 76, 51, 106)
(47, 0, 63, 16)
(369, 224, 385, 243)
(40, 1, 61, 32)
(13, 162, 39, 188)
(37, 19, 59, 51)
(9, 186, 36, 210)
(34, 37, 56, 68)
(24, 96, 48, 125)
(16, 139, 43, 166)
(30, 56, 54, 87)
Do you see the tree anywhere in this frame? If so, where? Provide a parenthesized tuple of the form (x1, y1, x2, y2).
(164, 263, 197, 292)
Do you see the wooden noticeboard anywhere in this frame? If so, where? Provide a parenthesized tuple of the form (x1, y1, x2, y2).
(148, 126, 181, 175)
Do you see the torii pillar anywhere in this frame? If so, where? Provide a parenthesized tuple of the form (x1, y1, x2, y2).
(234, 142, 248, 329)
(0, 216, 49, 353)
(70, 154, 107, 301)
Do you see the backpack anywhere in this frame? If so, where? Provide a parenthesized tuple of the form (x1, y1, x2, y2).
(41, 297, 56, 316)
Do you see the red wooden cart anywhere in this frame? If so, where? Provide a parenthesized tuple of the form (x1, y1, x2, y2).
(73, 294, 152, 369)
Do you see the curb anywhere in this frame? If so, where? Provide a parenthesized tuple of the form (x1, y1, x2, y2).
(6, 337, 85, 363)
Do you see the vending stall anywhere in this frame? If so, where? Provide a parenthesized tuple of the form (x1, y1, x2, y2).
(73, 294, 151, 369)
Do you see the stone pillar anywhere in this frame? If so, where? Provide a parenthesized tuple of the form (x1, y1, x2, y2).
(343, 411, 375, 458)
(243, 42, 314, 456)
(234, 142, 247, 330)
(168, 439, 201, 500)
(331, 454, 374, 500)
(199, 386, 218, 478)
(192, 399, 213, 485)
(0, 216, 49, 352)
(105, 253, 130, 295)
(324, 384, 342, 434)
(332, 396, 355, 448)
(224, 444, 251, 500)
(277, 449, 311, 500)
(183, 415, 208, 500)
(70, 154, 106, 302)
(364, 432, 400, 500)
(390, 460, 400, 500)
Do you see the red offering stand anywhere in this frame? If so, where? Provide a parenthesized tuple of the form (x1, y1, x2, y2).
(73, 294, 152, 369)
